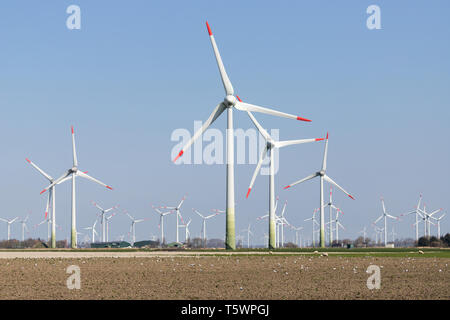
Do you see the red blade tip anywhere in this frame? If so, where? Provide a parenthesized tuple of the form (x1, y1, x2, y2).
(315, 138, 324, 141)
(297, 116, 311, 122)
(173, 150, 184, 162)
(71, 126, 74, 134)
(26, 158, 31, 163)
(40, 189, 47, 195)
(283, 185, 291, 190)
(206, 21, 212, 36)
(106, 186, 113, 190)
(348, 195, 355, 200)
(236, 95, 242, 102)
(246, 188, 251, 199)
(326, 132, 329, 139)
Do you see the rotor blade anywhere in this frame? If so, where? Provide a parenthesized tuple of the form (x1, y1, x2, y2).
(284, 172, 319, 190)
(322, 132, 329, 171)
(177, 196, 187, 209)
(173, 102, 226, 162)
(91, 201, 105, 212)
(71, 126, 78, 167)
(40, 171, 72, 194)
(235, 101, 311, 122)
(381, 197, 386, 214)
(193, 209, 205, 219)
(25, 158, 53, 181)
(45, 192, 51, 219)
(246, 111, 271, 141)
(246, 146, 269, 198)
(77, 171, 113, 190)
(323, 175, 354, 200)
(275, 138, 324, 149)
(374, 215, 383, 224)
(206, 21, 234, 96)
(0, 218, 8, 223)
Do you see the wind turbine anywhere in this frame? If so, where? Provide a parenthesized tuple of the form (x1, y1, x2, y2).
(153, 205, 173, 245)
(162, 196, 187, 244)
(0, 217, 19, 241)
(179, 218, 192, 243)
(326, 207, 345, 244)
(358, 226, 367, 244)
(243, 109, 322, 250)
(304, 208, 320, 247)
(91, 201, 118, 242)
(292, 226, 304, 247)
(322, 186, 342, 246)
(284, 133, 355, 247)
(124, 211, 148, 245)
(400, 194, 424, 241)
(242, 224, 253, 248)
(40, 126, 113, 248)
(18, 215, 31, 242)
(84, 220, 99, 244)
(104, 213, 116, 242)
(193, 208, 222, 248)
(432, 213, 446, 238)
(390, 226, 398, 243)
(173, 21, 312, 250)
(418, 204, 441, 238)
(373, 197, 399, 246)
(26, 158, 72, 248)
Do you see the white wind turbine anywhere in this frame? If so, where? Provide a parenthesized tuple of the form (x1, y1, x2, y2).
(304, 208, 320, 247)
(243, 108, 322, 250)
(124, 211, 148, 245)
(193, 208, 222, 248)
(104, 213, 116, 242)
(242, 224, 253, 248)
(84, 220, 99, 244)
(358, 226, 367, 244)
(18, 215, 30, 242)
(40, 126, 113, 248)
(153, 205, 173, 245)
(284, 133, 355, 247)
(26, 158, 72, 248)
(179, 218, 192, 243)
(292, 226, 304, 247)
(173, 21, 312, 250)
(418, 204, 441, 238)
(91, 201, 118, 242)
(400, 194, 424, 241)
(326, 207, 345, 244)
(162, 196, 187, 244)
(322, 186, 342, 246)
(432, 213, 446, 238)
(373, 197, 399, 246)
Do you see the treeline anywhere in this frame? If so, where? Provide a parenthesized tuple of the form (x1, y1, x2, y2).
(0, 238, 68, 249)
(417, 234, 450, 247)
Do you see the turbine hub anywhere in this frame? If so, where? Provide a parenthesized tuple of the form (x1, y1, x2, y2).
(71, 167, 78, 173)
(224, 95, 237, 106)
(319, 170, 325, 176)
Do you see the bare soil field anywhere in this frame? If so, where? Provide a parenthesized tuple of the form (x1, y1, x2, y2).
(0, 255, 448, 299)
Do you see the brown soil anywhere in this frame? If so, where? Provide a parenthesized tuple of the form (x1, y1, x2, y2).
(0, 256, 448, 299)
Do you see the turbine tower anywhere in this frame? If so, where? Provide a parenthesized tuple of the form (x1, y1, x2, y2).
(124, 211, 147, 245)
(244, 110, 322, 249)
(84, 220, 99, 244)
(173, 21, 311, 250)
(40, 126, 113, 248)
(284, 133, 355, 248)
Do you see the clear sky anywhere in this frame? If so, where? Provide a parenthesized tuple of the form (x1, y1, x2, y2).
(0, 1, 449, 244)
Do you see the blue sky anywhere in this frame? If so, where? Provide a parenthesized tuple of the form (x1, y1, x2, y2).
(0, 1, 449, 244)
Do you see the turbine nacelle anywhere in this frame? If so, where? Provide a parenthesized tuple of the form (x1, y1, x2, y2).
(224, 95, 237, 107)
(318, 170, 325, 177)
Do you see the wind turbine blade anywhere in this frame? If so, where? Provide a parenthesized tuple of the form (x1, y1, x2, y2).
(0, 218, 7, 223)
(71, 126, 78, 167)
(284, 172, 319, 190)
(177, 196, 187, 209)
(374, 215, 383, 224)
(91, 201, 105, 212)
(235, 101, 311, 122)
(77, 171, 113, 190)
(322, 132, 329, 171)
(246, 146, 269, 198)
(25, 158, 53, 181)
(246, 111, 271, 141)
(40, 171, 72, 194)
(44, 192, 51, 219)
(275, 138, 324, 149)
(323, 175, 354, 200)
(173, 102, 226, 162)
(193, 209, 205, 219)
(206, 21, 234, 96)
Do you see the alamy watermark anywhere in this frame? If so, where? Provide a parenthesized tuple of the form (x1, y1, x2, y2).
(171, 121, 280, 175)
(66, 265, 81, 290)
(366, 265, 381, 289)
